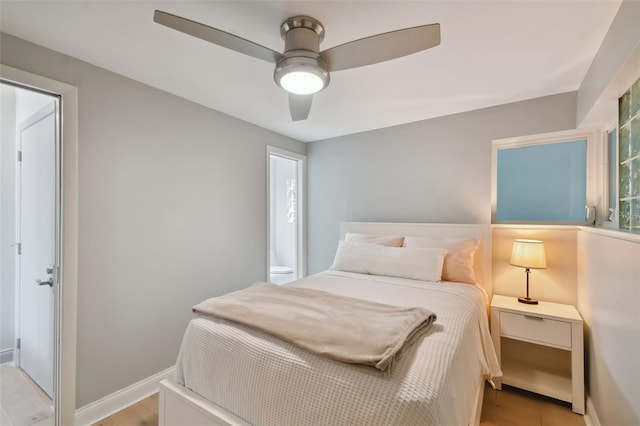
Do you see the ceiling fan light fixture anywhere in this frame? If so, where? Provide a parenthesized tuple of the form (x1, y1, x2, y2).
(280, 71, 323, 95)
(274, 56, 329, 95)
(154, 10, 441, 121)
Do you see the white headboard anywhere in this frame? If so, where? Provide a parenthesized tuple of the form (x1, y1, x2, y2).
(340, 222, 492, 296)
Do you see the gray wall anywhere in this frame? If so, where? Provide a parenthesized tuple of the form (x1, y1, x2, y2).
(306, 92, 577, 273)
(0, 33, 305, 407)
(576, 0, 640, 125)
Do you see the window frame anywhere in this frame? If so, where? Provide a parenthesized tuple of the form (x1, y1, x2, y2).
(602, 120, 619, 228)
(491, 128, 602, 225)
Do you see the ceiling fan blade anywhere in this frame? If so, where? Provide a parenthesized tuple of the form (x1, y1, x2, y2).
(289, 94, 313, 121)
(320, 23, 440, 72)
(154, 10, 284, 64)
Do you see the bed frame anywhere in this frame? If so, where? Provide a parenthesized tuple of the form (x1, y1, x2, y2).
(159, 222, 491, 426)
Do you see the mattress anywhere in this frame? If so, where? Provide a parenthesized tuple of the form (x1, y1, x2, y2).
(176, 271, 501, 426)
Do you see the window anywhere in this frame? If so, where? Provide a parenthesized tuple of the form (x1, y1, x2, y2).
(605, 126, 618, 223)
(618, 77, 640, 230)
(492, 130, 598, 224)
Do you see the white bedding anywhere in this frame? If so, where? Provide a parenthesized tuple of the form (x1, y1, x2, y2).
(176, 271, 501, 426)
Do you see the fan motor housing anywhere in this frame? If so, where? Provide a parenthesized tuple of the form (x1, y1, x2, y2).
(280, 16, 324, 42)
(281, 16, 324, 58)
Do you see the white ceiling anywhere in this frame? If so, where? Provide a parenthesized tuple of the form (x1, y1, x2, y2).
(0, 1, 622, 142)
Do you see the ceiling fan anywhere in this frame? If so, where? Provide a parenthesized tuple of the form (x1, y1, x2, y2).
(154, 10, 440, 121)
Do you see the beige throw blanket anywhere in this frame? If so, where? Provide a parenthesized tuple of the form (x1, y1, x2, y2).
(192, 282, 437, 371)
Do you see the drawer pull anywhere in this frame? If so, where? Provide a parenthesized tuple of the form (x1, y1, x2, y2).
(524, 315, 544, 321)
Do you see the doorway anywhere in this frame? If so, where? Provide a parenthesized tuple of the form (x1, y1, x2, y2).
(1, 64, 78, 426)
(1, 82, 59, 425)
(267, 147, 306, 285)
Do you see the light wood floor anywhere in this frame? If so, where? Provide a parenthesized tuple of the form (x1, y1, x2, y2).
(480, 385, 585, 426)
(93, 384, 585, 426)
(92, 393, 158, 426)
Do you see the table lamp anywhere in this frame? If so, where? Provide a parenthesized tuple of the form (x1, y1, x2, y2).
(510, 239, 547, 304)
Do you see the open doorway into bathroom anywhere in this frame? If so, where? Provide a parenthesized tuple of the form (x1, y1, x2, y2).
(1, 64, 79, 426)
(267, 147, 306, 285)
(1, 80, 59, 426)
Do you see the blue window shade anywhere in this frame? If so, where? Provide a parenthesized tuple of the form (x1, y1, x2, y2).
(496, 140, 587, 222)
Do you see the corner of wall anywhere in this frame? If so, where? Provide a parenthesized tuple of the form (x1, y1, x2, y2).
(584, 395, 602, 426)
(576, 0, 640, 127)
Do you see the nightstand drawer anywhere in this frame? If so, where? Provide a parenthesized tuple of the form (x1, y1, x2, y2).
(500, 311, 571, 348)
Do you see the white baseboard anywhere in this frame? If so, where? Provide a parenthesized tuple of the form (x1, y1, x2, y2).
(584, 395, 601, 426)
(75, 366, 175, 426)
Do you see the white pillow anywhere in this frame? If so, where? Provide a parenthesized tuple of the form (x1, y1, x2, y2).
(330, 241, 447, 282)
(402, 237, 479, 284)
(344, 232, 404, 247)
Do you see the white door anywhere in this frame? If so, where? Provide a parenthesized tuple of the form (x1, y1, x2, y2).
(17, 101, 57, 398)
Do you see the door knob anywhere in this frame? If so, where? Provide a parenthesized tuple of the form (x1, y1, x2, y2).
(36, 277, 54, 287)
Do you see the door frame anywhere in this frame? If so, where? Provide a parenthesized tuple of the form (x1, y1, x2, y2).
(1, 64, 78, 426)
(266, 146, 306, 281)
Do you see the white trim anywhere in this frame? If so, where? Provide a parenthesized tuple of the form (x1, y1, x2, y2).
(584, 395, 602, 426)
(267, 146, 306, 162)
(493, 224, 640, 243)
(492, 128, 601, 149)
(601, 124, 619, 227)
(266, 146, 307, 281)
(1, 64, 78, 426)
(75, 366, 176, 426)
(491, 223, 579, 231)
(579, 225, 640, 244)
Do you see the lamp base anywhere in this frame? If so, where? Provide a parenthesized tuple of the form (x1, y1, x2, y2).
(518, 297, 538, 305)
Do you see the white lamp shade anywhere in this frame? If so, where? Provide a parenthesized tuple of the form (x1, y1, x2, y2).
(510, 239, 547, 269)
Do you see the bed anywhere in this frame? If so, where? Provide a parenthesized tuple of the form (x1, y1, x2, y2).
(159, 222, 501, 426)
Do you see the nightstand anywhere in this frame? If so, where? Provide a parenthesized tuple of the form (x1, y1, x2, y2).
(490, 294, 584, 414)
